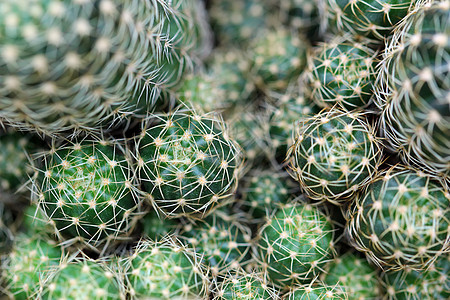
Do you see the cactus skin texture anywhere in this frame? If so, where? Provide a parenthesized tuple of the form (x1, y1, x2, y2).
(284, 282, 349, 299)
(38, 258, 124, 300)
(33, 137, 143, 251)
(213, 268, 281, 300)
(179, 209, 253, 277)
(346, 165, 450, 271)
(137, 109, 242, 218)
(287, 109, 383, 205)
(307, 35, 378, 111)
(1, 234, 63, 300)
(251, 28, 309, 93)
(381, 254, 450, 300)
(120, 238, 209, 299)
(257, 202, 335, 288)
(321, 0, 416, 42)
(377, 1, 450, 177)
(322, 252, 381, 300)
(139, 209, 178, 241)
(0, 0, 210, 135)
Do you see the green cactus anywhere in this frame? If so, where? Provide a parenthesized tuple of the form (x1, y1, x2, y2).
(306, 34, 378, 111)
(1, 234, 63, 300)
(322, 252, 381, 300)
(33, 137, 143, 251)
(321, 0, 417, 42)
(20, 204, 54, 238)
(39, 257, 125, 300)
(287, 109, 383, 204)
(0, 0, 210, 135)
(139, 209, 178, 241)
(256, 202, 335, 288)
(178, 209, 253, 277)
(381, 254, 450, 299)
(213, 268, 281, 300)
(377, 1, 450, 176)
(120, 238, 209, 299)
(284, 282, 349, 299)
(136, 109, 242, 218)
(251, 28, 309, 93)
(346, 165, 450, 270)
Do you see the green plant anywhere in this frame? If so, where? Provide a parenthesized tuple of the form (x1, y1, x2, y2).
(33, 137, 143, 252)
(256, 201, 335, 288)
(139, 209, 178, 241)
(346, 165, 450, 270)
(120, 238, 209, 299)
(287, 109, 383, 204)
(306, 34, 378, 111)
(377, 1, 450, 177)
(284, 281, 348, 299)
(322, 252, 380, 300)
(136, 109, 242, 218)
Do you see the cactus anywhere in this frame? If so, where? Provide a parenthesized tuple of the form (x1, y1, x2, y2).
(33, 137, 143, 251)
(381, 254, 450, 300)
(321, 0, 416, 42)
(250, 28, 309, 93)
(179, 209, 253, 277)
(287, 109, 383, 204)
(322, 252, 381, 300)
(306, 35, 378, 111)
(139, 209, 178, 241)
(20, 204, 54, 238)
(39, 257, 125, 300)
(284, 281, 348, 299)
(136, 109, 242, 218)
(0, 0, 210, 135)
(256, 201, 335, 288)
(213, 268, 280, 300)
(377, 1, 450, 176)
(346, 165, 450, 270)
(1, 234, 63, 300)
(120, 238, 209, 299)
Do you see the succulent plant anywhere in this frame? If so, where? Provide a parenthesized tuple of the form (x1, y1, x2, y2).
(33, 137, 143, 251)
(321, 0, 416, 42)
(1, 234, 63, 300)
(136, 109, 242, 218)
(322, 252, 381, 300)
(39, 257, 124, 300)
(287, 109, 383, 204)
(20, 204, 54, 238)
(306, 35, 378, 111)
(256, 201, 335, 288)
(213, 268, 280, 300)
(250, 28, 309, 93)
(139, 209, 178, 241)
(346, 165, 450, 270)
(179, 209, 253, 277)
(377, 1, 450, 177)
(284, 281, 349, 299)
(381, 253, 450, 300)
(120, 238, 209, 299)
(0, 0, 211, 135)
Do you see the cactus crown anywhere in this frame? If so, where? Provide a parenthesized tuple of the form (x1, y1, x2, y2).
(137, 109, 242, 218)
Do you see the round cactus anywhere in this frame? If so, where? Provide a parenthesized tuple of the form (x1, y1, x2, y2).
(213, 268, 281, 300)
(0, 0, 210, 135)
(377, 1, 450, 176)
(256, 202, 335, 288)
(346, 165, 450, 270)
(251, 28, 309, 93)
(33, 137, 143, 251)
(1, 234, 63, 300)
(120, 238, 209, 299)
(285, 282, 349, 299)
(136, 109, 242, 218)
(39, 258, 124, 300)
(287, 109, 383, 204)
(322, 252, 381, 300)
(381, 254, 450, 300)
(306, 35, 378, 111)
(321, 0, 416, 42)
(179, 209, 253, 277)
